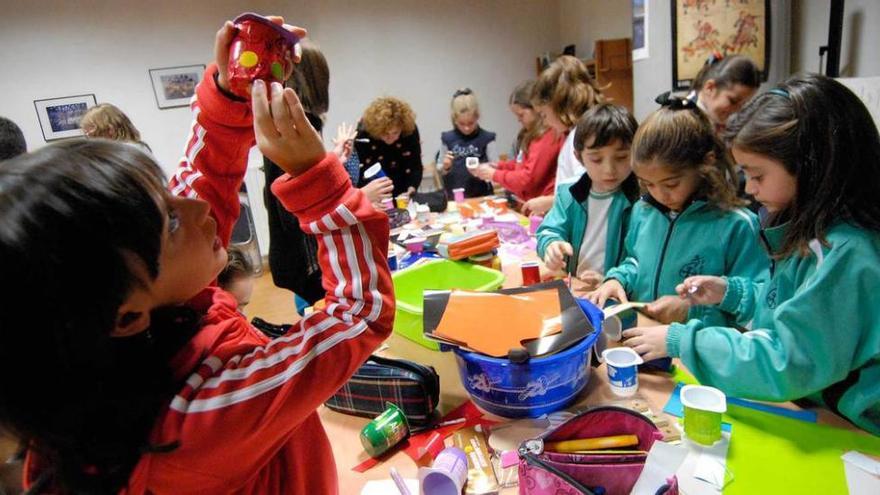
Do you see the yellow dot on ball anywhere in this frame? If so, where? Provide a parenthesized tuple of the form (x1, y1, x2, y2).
(239, 51, 259, 68)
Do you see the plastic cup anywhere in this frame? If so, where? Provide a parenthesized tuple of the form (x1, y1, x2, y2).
(419, 447, 468, 495)
(528, 215, 543, 235)
(359, 402, 410, 457)
(681, 385, 727, 445)
(602, 347, 644, 397)
(416, 204, 431, 223)
(363, 163, 387, 181)
(452, 188, 465, 203)
(380, 198, 394, 211)
(465, 157, 480, 170)
(226, 13, 300, 99)
(396, 194, 410, 210)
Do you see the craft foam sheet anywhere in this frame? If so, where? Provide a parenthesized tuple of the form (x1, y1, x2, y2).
(669, 369, 880, 494)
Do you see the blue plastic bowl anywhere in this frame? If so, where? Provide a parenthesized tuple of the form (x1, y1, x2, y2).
(453, 298, 603, 418)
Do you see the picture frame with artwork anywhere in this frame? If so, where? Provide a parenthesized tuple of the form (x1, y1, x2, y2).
(33, 94, 98, 141)
(632, 0, 648, 61)
(671, 0, 770, 89)
(149, 64, 205, 109)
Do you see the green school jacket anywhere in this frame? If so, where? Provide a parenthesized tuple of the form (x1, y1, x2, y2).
(536, 173, 640, 275)
(668, 222, 880, 435)
(605, 196, 769, 326)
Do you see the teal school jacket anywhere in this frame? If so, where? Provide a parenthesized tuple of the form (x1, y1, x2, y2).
(668, 222, 880, 435)
(536, 173, 640, 275)
(605, 195, 769, 326)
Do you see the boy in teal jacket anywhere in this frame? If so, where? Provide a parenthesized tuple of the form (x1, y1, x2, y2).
(537, 104, 640, 289)
(622, 75, 880, 435)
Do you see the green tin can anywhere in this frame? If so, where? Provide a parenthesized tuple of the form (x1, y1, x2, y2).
(360, 402, 410, 457)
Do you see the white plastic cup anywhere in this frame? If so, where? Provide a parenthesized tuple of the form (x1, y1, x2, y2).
(465, 157, 479, 170)
(602, 347, 644, 397)
(363, 163, 387, 181)
(419, 447, 468, 495)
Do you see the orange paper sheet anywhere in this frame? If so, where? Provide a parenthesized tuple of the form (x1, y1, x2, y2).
(433, 289, 562, 356)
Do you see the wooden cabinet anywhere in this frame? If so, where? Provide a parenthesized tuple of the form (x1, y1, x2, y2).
(593, 38, 634, 112)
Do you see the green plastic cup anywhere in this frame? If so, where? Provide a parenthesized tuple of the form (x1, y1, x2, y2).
(681, 385, 727, 446)
(360, 402, 410, 457)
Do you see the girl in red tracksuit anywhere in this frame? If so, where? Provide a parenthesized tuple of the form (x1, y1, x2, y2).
(2, 20, 393, 494)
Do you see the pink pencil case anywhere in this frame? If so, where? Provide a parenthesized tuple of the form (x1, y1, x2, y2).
(516, 406, 678, 495)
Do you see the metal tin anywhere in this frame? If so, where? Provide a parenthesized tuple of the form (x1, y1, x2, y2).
(520, 261, 541, 286)
(360, 402, 410, 457)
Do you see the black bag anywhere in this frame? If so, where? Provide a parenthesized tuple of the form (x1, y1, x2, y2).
(324, 355, 440, 427)
(411, 190, 449, 212)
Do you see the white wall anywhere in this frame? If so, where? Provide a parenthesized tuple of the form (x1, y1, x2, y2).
(791, 0, 880, 77)
(633, 0, 791, 121)
(0, 0, 560, 255)
(559, 0, 632, 60)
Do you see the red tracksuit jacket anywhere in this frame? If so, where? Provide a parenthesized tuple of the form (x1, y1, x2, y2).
(491, 128, 563, 201)
(25, 65, 394, 494)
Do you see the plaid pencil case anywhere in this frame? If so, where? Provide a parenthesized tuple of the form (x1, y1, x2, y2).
(324, 354, 440, 427)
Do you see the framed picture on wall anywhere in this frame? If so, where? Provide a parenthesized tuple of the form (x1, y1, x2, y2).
(149, 64, 205, 109)
(33, 94, 97, 141)
(632, 0, 648, 61)
(671, 0, 770, 89)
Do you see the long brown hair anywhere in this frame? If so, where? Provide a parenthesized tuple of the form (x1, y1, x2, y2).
(725, 73, 880, 257)
(286, 39, 329, 117)
(509, 81, 545, 152)
(533, 55, 604, 129)
(633, 106, 742, 210)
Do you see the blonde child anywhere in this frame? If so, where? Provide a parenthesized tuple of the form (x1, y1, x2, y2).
(622, 74, 880, 435)
(471, 82, 562, 201)
(589, 98, 768, 326)
(536, 104, 639, 290)
(80, 103, 152, 153)
(3, 18, 394, 493)
(438, 88, 498, 198)
(523, 55, 604, 216)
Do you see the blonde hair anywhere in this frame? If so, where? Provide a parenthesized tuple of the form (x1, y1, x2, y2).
(632, 107, 743, 210)
(80, 104, 143, 143)
(450, 89, 479, 124)
(362, 97, 417, 138)
(533, 55, 605, 129)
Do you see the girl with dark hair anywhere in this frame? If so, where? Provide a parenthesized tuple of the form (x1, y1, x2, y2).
(688, 53, 761, 131)
(589, 100, 768, 326)
(622, 74, 880, 435)
(1, 18, 393, 493)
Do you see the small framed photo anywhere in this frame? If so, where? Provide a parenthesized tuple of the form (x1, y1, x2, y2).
(33, 94, 98, 141)
(149, 64, 205, 109)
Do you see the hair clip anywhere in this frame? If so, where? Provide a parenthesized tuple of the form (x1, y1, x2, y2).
(654, 91, 697, 110)
(767, 88, 790, 98)
(706, 51, 724, 65)
(453, 88, 473, 98)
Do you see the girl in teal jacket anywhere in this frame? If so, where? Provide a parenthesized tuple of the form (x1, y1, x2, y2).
(537, 104, 640, 289)
(590, 101, 768, 326)
(622, 74, 880, 435)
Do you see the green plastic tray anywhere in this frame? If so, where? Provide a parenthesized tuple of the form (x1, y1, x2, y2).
(391, 259, 505, 350)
